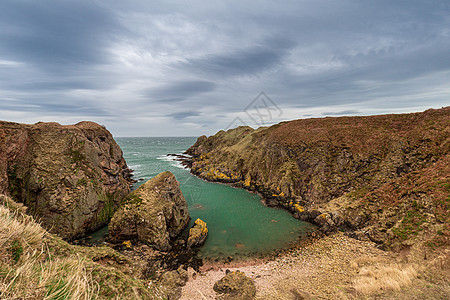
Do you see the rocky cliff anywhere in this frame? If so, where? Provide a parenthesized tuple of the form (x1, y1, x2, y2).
(0, 121, 133, 239)
(108, 171, 189, 251)
(186, 107, 449, 250)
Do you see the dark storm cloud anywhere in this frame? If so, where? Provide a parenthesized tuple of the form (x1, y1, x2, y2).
(180, 38, 296, 77)
(0, 0, 122, 71)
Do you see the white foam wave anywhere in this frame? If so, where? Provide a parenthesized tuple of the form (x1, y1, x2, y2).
(157, 154, 189, 170)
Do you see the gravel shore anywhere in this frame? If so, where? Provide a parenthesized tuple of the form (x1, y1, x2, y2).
(181, 232, 449, 299)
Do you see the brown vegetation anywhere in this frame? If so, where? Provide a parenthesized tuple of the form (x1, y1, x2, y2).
(0, 195, 161, 299)
(186, 107, 450, 251)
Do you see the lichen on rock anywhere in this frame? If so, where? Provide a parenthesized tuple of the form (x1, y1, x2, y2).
(187, 218, 208, 249)
(108, 171, 189, 251)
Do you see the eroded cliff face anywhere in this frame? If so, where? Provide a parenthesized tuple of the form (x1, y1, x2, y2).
(186, 107, 450, 250)
(0, 121, 133, 239)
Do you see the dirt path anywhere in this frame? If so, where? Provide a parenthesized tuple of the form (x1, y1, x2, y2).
(180, 232, 449, 299)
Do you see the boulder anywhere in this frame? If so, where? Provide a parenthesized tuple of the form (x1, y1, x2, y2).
(213, 270, 256, 300)
(187, 218, 208, 249)
(314, 213, 336, 234)
(158, 266, 188, 300)
(0, 121, 133, 239)
(108, 172, 189, 251)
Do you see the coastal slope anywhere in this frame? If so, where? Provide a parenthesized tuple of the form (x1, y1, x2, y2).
(186, 107, 449, 250)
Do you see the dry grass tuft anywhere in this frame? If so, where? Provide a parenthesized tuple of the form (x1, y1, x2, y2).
(0, 199, 97, 299)
(0, 204, 45, 254)
(0, 196, 163, 299)
(1, 251, 98, 299)
(353, 263, 417, 295)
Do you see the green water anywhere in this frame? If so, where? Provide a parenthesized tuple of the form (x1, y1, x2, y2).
(115, 137, 315, 259)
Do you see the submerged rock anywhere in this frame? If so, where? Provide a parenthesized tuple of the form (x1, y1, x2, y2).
(187, 218, 208, 249)
(213, 270, 256, 300)
(0, 121, 133, 239)
(108, 171, 189, 251)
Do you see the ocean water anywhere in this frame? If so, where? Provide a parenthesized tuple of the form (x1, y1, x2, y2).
(115, 137, 315, 259)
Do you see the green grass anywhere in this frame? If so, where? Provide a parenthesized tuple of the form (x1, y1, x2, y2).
(69, 149, 86, 164)
(10, 240, 23, 263)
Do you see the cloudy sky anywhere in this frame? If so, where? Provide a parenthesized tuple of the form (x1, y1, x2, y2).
(0, 0, 449, 136)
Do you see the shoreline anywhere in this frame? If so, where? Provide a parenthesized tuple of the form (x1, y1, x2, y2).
(197, 229, 323, 270)
(198, 230, 324, 272)
(171, 152, 320, 222)
(181, 231, 449, 299)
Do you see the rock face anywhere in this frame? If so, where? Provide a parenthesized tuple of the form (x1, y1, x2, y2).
(0, 121, 133, 239)
(187, 218, 208, 249)
(185, 107, 450, 249)
(213, 271, 256, 300)
(108, 171, 189, 251)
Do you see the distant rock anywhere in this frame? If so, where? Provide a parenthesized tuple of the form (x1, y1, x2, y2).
(0, 121, 133, 239)
(108, 171, 189, 251)
(187, 218, 208, 249)
(213, 270, 256, 300)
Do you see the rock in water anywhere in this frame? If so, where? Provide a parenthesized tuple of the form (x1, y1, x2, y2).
(0, 121, 133, 239)
(213, 270, 256, 300)
(187, 218, 208, 249)
(108, 171, 189, 251)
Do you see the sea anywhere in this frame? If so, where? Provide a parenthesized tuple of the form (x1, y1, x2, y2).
(115, 137, 315, 260)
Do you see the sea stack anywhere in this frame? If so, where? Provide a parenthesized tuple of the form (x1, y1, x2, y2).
(108, 171, 189, 251)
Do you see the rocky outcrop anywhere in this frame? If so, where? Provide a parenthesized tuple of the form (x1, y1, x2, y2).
(108, 171, 189, 251)
(0, 121, 133, 239)
(185, 107, 450, 249)
(187, 218, 208, 249)
(213, 271, 256, 300)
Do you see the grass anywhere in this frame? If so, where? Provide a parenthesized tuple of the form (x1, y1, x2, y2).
(353, 263, 418, 295)
(10, 240, 23, 263)
(0, 195, 162, 299)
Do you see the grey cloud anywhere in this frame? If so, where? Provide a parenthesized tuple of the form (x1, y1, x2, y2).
(322, 110, 361, 116)
(144, 81, 216, 100)
(0, 0, 449, 136)
(180, 38, 296, 77)
(168, 111, 201, 120)
(0, 98, 110, 116)
(0, 1, 122, 71)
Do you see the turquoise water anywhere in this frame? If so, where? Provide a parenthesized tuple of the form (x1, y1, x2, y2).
(116, 137, 315, 259)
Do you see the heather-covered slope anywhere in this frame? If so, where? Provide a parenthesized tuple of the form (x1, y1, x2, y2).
(0, 121, 133, 239)
(186, 107, 449, 250)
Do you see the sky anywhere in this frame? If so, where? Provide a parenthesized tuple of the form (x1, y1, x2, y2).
(0, 0, 449, 137)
